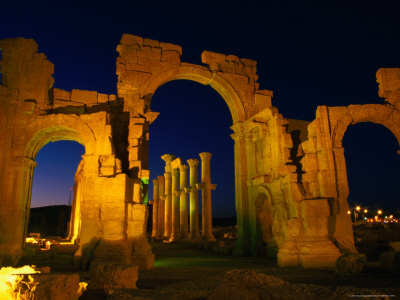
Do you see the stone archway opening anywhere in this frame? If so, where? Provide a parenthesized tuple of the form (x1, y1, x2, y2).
(27, 140, 84, 240)
(22, 125, 88, 253)
(147, 79, 236, 247)
(342, 122, 400, 260)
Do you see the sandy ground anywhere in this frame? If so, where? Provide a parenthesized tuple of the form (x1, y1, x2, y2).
(79, 242, 400, 300)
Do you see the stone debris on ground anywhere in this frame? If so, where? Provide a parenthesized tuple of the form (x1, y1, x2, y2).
(335, 252, 367, 275)
(207, 269, 394, 300)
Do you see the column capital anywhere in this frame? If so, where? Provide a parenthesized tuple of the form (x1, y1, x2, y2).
(152, 178, 159, 185)
(157, 175, 165, 184)
(199, 152, 212, 161)
(179, 164, 189, 172)
(164, 172, 172, 179)
(187, 158, 199, 168)
(171, 157, 182, 169)
(161, 154, 176, 173)
(161, 154, 176, 163)
(230, 121, 245, 142)
(172, 168, 180, 176)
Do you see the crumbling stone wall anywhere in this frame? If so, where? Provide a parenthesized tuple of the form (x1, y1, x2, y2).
(0, 34, 398, 269)
(0, 38, 153, 269)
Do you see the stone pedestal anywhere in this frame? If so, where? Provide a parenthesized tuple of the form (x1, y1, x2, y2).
(179, 164, 189, 239)
(157, 175, 165, 238)
(187, 159, 201, 241)
(298, 198, 341, 268)
(198, 152, 216, 242)
(151, 178, 159, 238)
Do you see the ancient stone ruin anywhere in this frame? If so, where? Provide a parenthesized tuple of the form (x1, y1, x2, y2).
(0, 34, 399, 270)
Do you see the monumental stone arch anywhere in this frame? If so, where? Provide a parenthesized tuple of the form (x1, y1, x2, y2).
(0, 34, 399, 270)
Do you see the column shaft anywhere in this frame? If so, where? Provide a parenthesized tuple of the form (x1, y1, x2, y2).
(157, 175, 165, 239)
(163, 172, 172, 239)
(151, 179, 159, 238)
(161, 154, 175, 240)
(179, 165, 189, 239)
(170, 168, 180, 241)
(199, 152, 216, 242)
(187, 159, 200, 241)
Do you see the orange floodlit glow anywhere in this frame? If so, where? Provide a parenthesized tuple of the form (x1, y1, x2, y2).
(45, 241, 51, 250)
(25, 237, 38, 244)
(0, 266, 40, 299)
(347, 210, 351, 215)
(356, 206, 361, 211)
(378, 210, 383, 215)
(364, 209, 368, 213)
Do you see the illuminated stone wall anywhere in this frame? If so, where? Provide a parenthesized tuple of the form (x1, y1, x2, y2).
(0, 35, 398, 269)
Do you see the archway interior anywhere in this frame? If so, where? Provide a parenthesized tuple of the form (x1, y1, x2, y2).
(149, 80, 235, 221)
(28, 140, 85, 238)
(342, 122, 400, 212)
(342, 122, 400, 260)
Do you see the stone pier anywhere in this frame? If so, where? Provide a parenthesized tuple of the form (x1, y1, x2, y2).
(157, 175, 165, 239)
(198, 152, 216, 242)
(151, 178, 159, 238)
(187, 159, 201, 242)
(179, 164, 189, 239)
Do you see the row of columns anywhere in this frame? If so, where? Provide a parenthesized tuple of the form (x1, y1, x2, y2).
(151, 152, 216, 242)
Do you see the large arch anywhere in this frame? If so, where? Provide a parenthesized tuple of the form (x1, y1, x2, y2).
(140, 64, 247, 124)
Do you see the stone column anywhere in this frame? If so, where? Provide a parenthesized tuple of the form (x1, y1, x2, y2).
(163, 173, 172, 239)
(151, 178, 159, 238)
(198, 152, 216, 242)
(157, 175, 165, 239)
(186, 159, 201, 241)
(178, 164, 189, 239)
(161, 154, 175, 239)
(231, 122, 250, 255)
(169, 157, 182, 242)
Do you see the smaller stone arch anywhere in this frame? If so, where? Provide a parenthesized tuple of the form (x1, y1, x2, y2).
(23, 114, 97, 159)
(332, 104, 400, 150)
(249, 185, 277, 256)
(327, 104, 400, 254)
(12, 114, 97, 255)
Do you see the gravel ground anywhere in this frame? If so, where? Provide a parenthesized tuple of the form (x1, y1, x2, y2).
(80, 242, 400, 300)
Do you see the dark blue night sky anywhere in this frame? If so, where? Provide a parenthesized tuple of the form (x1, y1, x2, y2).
(1, 1, 399, 215)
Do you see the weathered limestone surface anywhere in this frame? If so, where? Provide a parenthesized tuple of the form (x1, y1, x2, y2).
(1, 34, 398, 270)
